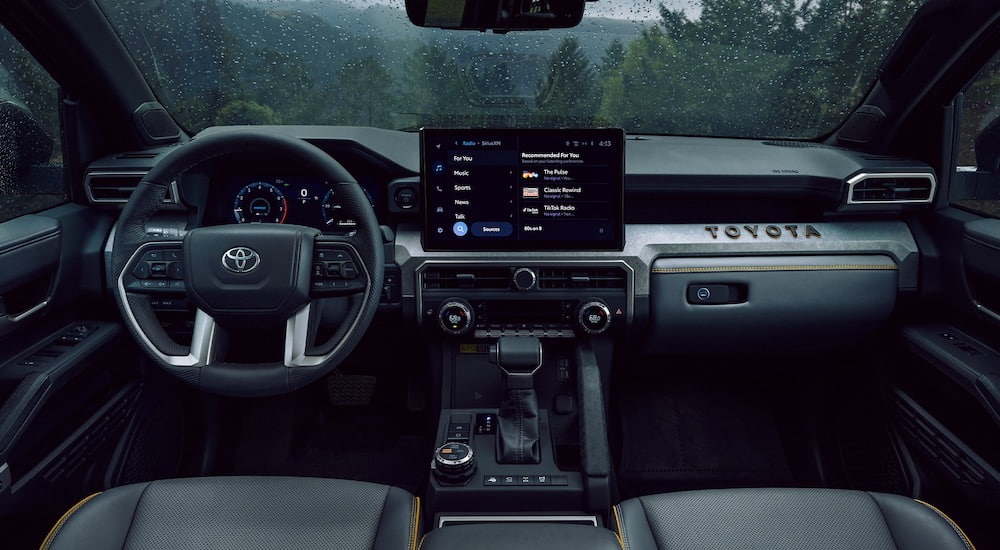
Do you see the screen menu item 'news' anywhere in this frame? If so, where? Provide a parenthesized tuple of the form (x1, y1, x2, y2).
(422, 128, 624, 251)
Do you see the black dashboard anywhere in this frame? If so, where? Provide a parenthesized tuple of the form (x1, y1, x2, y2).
(89, 125, 933, 354)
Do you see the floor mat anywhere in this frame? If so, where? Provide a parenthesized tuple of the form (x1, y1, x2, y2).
(617, 378, 794, 497)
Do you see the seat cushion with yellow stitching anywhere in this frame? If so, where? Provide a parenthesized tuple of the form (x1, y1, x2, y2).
(42, 476, 419, 550)
(614, 488, 974, 550)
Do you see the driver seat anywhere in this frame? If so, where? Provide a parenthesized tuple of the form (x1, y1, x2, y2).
(41, 476, 419, 550)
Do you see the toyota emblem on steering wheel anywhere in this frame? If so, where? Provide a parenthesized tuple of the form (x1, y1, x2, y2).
(221, 247, 261, 273)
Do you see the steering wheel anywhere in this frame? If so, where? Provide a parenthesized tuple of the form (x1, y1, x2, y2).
(110, 130, 383, 397)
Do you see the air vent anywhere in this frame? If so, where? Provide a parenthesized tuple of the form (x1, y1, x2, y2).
(115, 152, 160, 159)
(537, 267, 627, 290)
(846, 172, 935, 204)
(85, 171, 175, 205)
(422, 267, 511, 290)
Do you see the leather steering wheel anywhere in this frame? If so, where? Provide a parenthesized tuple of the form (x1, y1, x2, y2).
(110, 129, 383, 397)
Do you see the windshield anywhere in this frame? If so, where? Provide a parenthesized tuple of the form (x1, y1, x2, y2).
(96, 0, 923, 139)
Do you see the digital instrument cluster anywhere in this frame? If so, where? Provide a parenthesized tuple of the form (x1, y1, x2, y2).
(219, 176, 376, 231)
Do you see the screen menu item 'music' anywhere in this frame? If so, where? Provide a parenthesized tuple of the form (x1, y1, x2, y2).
(421, 128, 625, 251)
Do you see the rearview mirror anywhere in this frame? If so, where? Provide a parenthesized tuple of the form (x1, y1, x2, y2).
(405, 0, 586, 32)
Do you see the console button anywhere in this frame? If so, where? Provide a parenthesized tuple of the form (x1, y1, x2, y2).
(513, 268, 537, 290)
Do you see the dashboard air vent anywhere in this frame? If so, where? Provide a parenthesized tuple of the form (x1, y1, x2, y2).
(847, 173, 935, 204)
(537, 267, 627, 290)
(85, 172, 174, 205)
(422, 267, 511, 290)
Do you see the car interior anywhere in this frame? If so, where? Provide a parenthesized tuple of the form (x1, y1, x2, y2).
(1, 0, 999, 548)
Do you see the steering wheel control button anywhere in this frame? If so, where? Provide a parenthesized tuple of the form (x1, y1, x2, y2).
(577, 300, 612, 334)
(149, 262, 168, 277)
(513, 267, 537, 291)
(437, 299, 474, 335)
(132, 263, 151, 279)
(433, 442, 476, 484)
(341, 262, 358, 279)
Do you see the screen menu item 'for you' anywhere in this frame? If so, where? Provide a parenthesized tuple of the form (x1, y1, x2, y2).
(422, 128, 625, 251)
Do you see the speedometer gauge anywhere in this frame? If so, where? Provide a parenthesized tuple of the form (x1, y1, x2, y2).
(233, 182, 288, 224)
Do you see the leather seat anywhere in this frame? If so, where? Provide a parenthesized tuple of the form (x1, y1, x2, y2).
(613, 488, 975, 550)
(41, 476, 420, 550)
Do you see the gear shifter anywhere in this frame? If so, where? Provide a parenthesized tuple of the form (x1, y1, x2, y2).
(490, 336, 542, 464)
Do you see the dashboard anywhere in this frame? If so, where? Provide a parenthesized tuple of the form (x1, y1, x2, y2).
(90, 125, 933, 354)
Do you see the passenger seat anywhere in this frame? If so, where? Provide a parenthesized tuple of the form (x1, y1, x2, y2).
(613, 488, 975, 550)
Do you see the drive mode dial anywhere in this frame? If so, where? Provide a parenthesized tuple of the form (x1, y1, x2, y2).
(437, 299, 474, 335)
(577, 300, 612, 335)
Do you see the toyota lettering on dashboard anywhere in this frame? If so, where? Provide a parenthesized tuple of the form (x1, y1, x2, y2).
(421, 128, 625, 251)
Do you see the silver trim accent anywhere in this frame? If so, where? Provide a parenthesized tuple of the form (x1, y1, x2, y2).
(974, 301, 1000, 324)
(283, 242, 373, 368)
(84, 171, 178, 205)
(116, 241, 218, 367)
(10, 299, 49, 323)
(437, 515, 599, 528)
(846, 172, 936, 205)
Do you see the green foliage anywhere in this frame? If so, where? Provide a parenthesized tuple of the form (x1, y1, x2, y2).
(94, 0, 924, 138)
(534, 37, 598, 126)
(330, 56, 396, 128)
(398, 41, 471, 128)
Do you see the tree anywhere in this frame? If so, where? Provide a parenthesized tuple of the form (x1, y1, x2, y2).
(534, 37, 598, 126)
(399, 41, 470, 127)
(330, 56, 396, 128)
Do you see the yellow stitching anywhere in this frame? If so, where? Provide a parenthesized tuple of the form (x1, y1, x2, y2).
(651, 264, 898, 274)
(613, 505, 627, 550)
(915, 500, 976, 550)
(409, 496, 421, 550)
(40, 492, 101, 550)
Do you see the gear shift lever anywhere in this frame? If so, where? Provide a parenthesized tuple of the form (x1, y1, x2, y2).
(490, 336, 542, 464)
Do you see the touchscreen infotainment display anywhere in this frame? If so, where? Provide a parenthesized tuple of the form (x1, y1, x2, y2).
(422, 128, 625, 251)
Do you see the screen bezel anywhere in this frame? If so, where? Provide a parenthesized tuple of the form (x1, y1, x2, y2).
(420, 128, 625, 252)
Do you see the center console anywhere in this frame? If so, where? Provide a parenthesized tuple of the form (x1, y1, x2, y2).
(417, 128, 627, 526)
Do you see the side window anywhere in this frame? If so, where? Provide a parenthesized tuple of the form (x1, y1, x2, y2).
(954, 55, 1000, 218)
(0, 26, 66, 223)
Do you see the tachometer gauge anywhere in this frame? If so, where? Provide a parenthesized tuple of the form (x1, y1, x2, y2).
(233, 181, 288, 224)
(320, 187, 374, 230)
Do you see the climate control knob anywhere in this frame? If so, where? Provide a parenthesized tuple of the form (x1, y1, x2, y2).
(577, 300, 612, 335)
(437, 298, 474, 336)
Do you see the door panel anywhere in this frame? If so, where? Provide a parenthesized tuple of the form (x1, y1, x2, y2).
(0, 214, 60, 337)
(0, 203, 143, 550)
